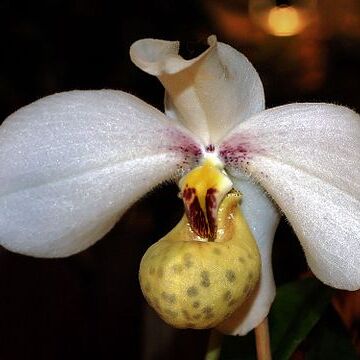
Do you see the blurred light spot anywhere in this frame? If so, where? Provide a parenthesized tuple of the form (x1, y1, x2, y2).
(248, 0, 316, 37)
(267, 5, 304, 36)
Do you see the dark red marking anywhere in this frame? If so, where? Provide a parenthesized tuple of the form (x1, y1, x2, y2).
(183, 187, 208, 237)
(182, 185, 217, 239)
(205, 144, 215, 152)
(183, 186, 195, 201)
(205, 188, 217, 239)
(189, 198, 209, 237)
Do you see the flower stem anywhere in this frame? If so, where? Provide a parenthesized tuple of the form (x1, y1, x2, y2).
(205, 329, 223, 360)
(255, 317, 272, 360)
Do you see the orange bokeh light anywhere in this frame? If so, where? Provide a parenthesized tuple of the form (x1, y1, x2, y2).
(267, 5, 305, 36)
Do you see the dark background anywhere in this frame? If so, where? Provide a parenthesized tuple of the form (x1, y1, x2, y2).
(1, 1, 359, 359)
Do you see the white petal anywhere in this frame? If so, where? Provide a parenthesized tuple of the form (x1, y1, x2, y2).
(0, 90, 201, 258)
(218, 178, 280, 335)
(221, 103, 360, 290)
(130, 36, 264, 145)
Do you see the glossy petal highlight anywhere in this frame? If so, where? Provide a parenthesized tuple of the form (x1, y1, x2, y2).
(0, 90, 201, 257)
(130, 36, 264, 145)
(221, 103, 360, 290)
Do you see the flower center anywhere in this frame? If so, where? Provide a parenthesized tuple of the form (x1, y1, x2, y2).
(178, 158, 233, 239)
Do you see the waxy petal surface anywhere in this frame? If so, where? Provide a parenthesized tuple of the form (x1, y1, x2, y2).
(218, 178, 280, 335)
(221, 103, 360, 290)
(130, 36, 264, 145)
(0, 90, 201, 257)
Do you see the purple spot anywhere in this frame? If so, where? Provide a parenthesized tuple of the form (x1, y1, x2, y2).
(219, 134, 264, 169)
(165, 130, 202, 157)
(205, 144, 215, 152)
(163, 128, 202, 162)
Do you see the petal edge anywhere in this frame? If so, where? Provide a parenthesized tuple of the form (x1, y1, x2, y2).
(0, 90, 201, 257)
(221, 103, 360, 290)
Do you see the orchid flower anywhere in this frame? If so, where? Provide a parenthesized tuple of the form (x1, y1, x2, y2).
(0, 35, 359, 336)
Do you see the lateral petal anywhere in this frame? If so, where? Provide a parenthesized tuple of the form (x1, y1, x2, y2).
(221, 103, 360, 290)
(0, 90, 201, 257)
(218, 178, 280, 335)
(130, 36, 264, 145)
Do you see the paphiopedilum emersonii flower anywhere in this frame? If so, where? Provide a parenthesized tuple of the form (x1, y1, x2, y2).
(0, 35, 359, 335)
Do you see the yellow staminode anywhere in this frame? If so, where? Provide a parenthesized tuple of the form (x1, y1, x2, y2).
(179, 159, 233, 238)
